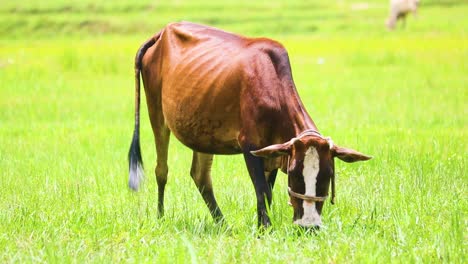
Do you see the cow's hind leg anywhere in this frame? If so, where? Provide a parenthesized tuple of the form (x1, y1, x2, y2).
(154, 125, 170, 218)
(144, 80, 170, 218)
(190, 152, 224, 223)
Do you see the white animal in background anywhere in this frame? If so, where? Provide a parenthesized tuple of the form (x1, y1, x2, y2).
(386, 0, 420, 30)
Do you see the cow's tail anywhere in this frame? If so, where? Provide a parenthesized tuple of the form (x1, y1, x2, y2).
(128, 34, 159, 191)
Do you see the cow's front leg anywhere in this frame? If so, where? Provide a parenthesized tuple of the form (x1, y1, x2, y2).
(265, 169, 278, 206)
(243, 150, 272, 228)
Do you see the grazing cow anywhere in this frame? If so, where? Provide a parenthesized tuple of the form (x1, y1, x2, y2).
(386, 0, 420, 30)
(128, 22, 371, 229)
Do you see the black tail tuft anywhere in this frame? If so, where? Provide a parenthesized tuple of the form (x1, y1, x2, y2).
(128, 129, 144, 191)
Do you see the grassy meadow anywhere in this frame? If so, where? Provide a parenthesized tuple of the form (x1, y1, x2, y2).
(0, 0, 466, 262)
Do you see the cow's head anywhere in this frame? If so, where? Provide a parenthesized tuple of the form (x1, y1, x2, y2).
(251, 131, 371, 229)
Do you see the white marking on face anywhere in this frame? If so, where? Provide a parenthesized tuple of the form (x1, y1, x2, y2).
(293, 147, 322, 227)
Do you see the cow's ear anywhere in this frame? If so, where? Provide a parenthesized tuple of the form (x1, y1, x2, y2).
(332, 145, 372, 163)
(250, 141, 293, 158)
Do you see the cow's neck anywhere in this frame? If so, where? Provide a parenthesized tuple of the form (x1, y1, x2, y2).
(281, 91, 318, 140)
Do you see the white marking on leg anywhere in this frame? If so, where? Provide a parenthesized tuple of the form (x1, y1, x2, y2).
(293, 147, 322, 226)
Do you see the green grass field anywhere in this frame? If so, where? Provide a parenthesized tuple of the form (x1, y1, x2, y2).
(0, 0, 466, 262)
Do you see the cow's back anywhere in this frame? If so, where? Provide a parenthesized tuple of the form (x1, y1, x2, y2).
(143, 22, 296, 154)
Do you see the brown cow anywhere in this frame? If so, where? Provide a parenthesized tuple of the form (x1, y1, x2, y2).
(128, 22, 371, 229)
